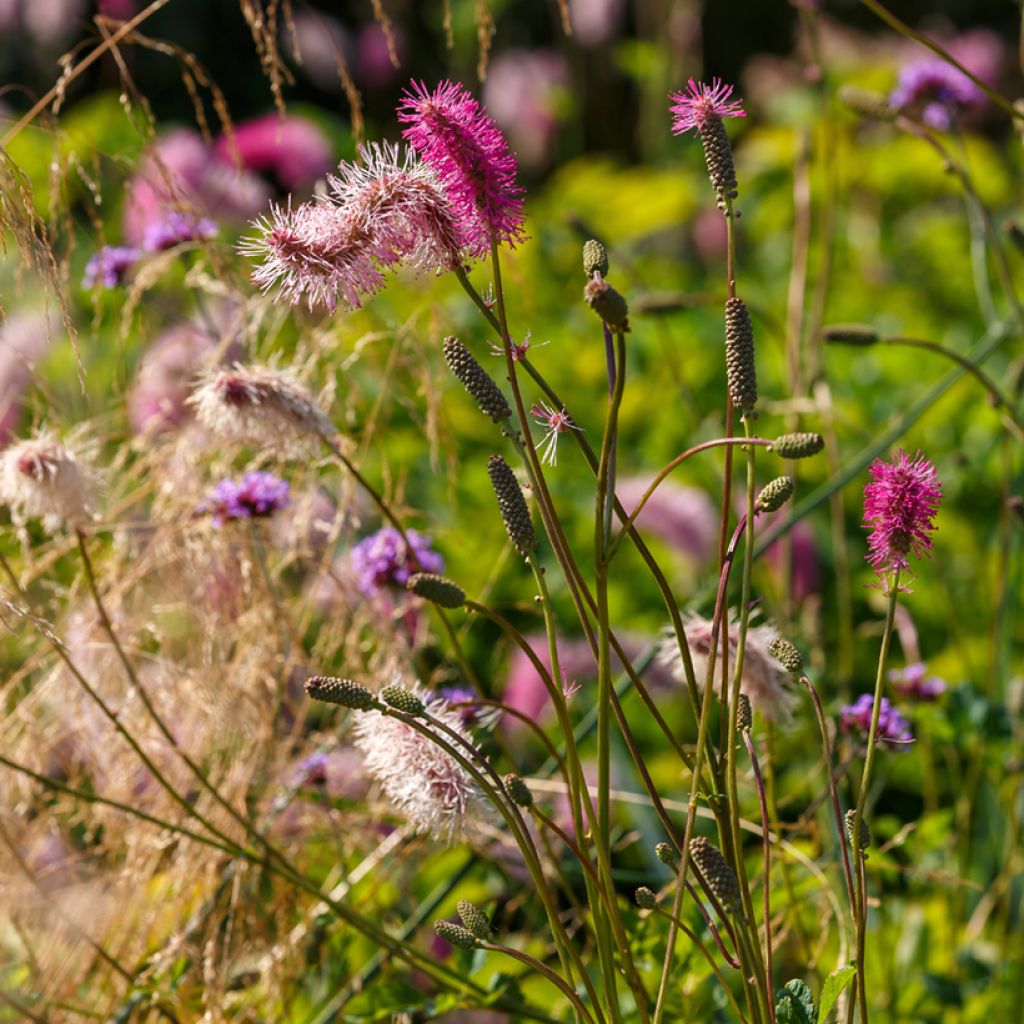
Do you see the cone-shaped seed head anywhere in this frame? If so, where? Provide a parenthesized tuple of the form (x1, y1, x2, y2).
(655, 842, 678, 867)
(772, 432, 825, 459)
(768, 636, 804, 674)
(583, 239, 609, 277)
(304, 676, 376, 710)
(433, 920, 478, 949)
(822, 323, 879, 346)
(845, 809, 871, 851)
(407, 572, 466, 608)
(635, 886, 658, 909)
(584, 277, 629, 331)
(380, 685, 425, 716)
(838, 85, 897, 121)
(689, 836, 741, 912)
(443, 337, 512, 423)
(736, 693, 752, 733)
(488, 455, 536, 556)
(699, 114, 739, 210)
(756, 476, 794, 514)
(504, 773, 533, 807)
(457, 900, 493, 939)
(725, 297, 757, 412)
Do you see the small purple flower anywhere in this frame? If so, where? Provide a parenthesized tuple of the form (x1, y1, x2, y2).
(199, 471, 290, 527)
(890, 59, 985, 130)
(889, 661, 946, 701)
(863, 450, 942, 590)
(349, 526, 444, 596)
(669, 78, 746, 135)
(840, 694, 914, 749)
(143, 212, 218, 252)
(83, 246, 140, 288)
(290, 751, 330, 787)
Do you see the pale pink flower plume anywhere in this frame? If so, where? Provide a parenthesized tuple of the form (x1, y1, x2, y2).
(0, 434, 93, 531)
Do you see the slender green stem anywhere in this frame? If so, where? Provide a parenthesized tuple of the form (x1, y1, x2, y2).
(849, 582, 900, 1024)
(482, 943, 598, 1024)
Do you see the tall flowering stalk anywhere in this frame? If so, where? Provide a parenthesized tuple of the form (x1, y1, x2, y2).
(850, 451, 941, 1024)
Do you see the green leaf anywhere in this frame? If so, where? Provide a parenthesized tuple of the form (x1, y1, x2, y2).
(818, 965, 857, 1023)
(776, 979, 816, 1024)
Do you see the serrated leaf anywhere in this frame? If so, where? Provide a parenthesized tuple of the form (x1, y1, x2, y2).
(818, 965, 856, 1022)
(776, 978, 816, 1024)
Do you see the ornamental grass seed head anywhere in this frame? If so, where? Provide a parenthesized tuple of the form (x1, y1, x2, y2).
(0, 434, 93, 531)
(352, 687, 489, 843)
(863, 450, 941, 591)
(398, 80, 526, 258)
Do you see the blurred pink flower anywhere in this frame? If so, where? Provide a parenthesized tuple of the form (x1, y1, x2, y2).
(616, 476, 718, 566)
(124, 129, 269, 246)
(569, 0, 625, 46)
(760, 514, 821, 600)
(287, 10, 352, 91)
(482, 50, 569, 169)
(98, 0, 137, 16)
(691, 206, 728, 263)
(214, 114, 333, 191)
(357, 22, 405, 87)
(0, 312, 52, 444)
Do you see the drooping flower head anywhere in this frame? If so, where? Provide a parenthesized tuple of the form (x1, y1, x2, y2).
(840, 694, 914, 749)
(0, 434, 93, 531)
(83, 246, 140, 289)
(669, 78, 746, 210)
(352, 686, 489, 842)
(188, 364, 334, 451)
(349, 526, 444, 596)
(397, 80, 526, 257)
(199, 471, 290, 527)
(658, 614, 794, 722)
(863, 450, 941, 590)
(889, 59, 984, 131)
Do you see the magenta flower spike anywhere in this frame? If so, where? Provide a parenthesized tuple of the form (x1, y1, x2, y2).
(863, 450, 942, 590)
(669, 77, 746, 135)
(397, 80, 526, 257)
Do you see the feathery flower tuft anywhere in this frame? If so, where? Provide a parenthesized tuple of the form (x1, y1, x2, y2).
(0, 435, 93, 530)
(198, 471, 290, 526)
(530, 402, 581, 467)
(670, 78, 745, 209)
(658, 615, 794, 722)
(840, 694, 913, 749)
(352, 688, 489, 842)
(863, 450, 941, 589)
(83, 246, 140, 289)
(397, 80, 526, 257)
(350, 526, 444, 596)
(189, 364, 334, 450)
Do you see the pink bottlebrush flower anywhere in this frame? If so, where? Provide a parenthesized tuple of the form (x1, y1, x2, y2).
(397, 80, 526, 258)
(214, 114, 333, 191)
(669, 77, 746, 135)
(530, 401, 581, 467)
(863, 450, 941, 589)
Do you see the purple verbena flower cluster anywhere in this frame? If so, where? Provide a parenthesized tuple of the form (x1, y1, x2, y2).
(83, 246, 141, 289)
(840, 694, 914, 749)
(143, 212, 218, 252)
(890, 59, 984, 130)
(889, 661, 946, 701)
(199, 471, 290, 527)
(349, 526, 444, 596)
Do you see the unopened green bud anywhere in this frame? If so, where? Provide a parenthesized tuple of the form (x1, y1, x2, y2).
(504, 773, 533, 808)
(771, 432, 825, 459)
(635, 886, 658, 909)
(583, 239, 609, 277)
(769, 636, 804, 674)
(845, 809, 871, 851)
(433, 920, 478, 949)
(407, 573, 465, 608)
(755, 476, 794, 514)
(304, 676, 376, 711)
(822, 323, 879, 346)
(736, 693, 752, 733)
(457, 900, 493, 939)
(584, 277, 629, 331)
(380, 686, 425, 716)
(655, 842, 678, 868)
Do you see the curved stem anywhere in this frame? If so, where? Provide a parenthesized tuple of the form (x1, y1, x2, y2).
(481, 942, 598, 1024)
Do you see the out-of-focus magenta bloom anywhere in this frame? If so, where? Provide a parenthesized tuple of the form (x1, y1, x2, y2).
(569, 0, 625, 46)
(199, 471, 290, 527)
(0, 313, 52, 445)
(124, 128, 269, 246)
(82, 245, 140, 288)
(128, 322, 226, 435)
(349, 526, 444, 596)
(760, 512, 822, 600)
(143, 211, 217, 251)
(482, 50, 568, 170)
(840, 694, 913, 749)
(670, 78, 746, 135)
(214, 114, 333, 191)
(398, 80, 526, 257)
(616, 476, 718, 567)
(889, 661, 946, 701)
(863, 450, 941, 589)
(357, 22, 404, 87)
(98, 0, 137, 15)
(890, 59, 984, 130)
